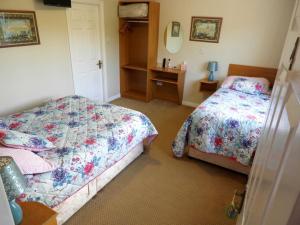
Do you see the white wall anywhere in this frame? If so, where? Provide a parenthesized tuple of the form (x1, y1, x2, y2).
(157, 0, 295, 104)
(0, 0, 120, 116)
(0, 0, 75, 116)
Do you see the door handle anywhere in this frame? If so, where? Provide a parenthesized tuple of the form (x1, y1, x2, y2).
(96, 60, 103, 69)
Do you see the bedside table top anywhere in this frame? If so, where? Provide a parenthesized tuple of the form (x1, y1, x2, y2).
(19, 201, 57, 225)
(200, 78, 219, 84)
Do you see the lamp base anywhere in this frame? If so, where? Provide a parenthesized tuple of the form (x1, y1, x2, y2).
(10, 199, 23, 225)
(208, 72, 215, 81)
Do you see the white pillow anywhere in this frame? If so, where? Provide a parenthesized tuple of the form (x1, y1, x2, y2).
(221, 75, 270, 89)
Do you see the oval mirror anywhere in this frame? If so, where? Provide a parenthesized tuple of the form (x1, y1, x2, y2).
(164, 21, 183, 54)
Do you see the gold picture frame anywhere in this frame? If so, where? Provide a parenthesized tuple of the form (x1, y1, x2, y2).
(0, 10, 40, 48)
(190, 16, 222, 43)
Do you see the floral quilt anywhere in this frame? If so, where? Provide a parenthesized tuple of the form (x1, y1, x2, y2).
(172, 88, 270, 166)
(0, 96, 157, 208)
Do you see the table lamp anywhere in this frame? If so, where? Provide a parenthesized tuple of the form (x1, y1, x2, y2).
(207, 61, 218, 81)
(0, 156, 26, 225)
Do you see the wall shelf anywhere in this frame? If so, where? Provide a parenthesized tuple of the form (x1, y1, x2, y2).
(122, 17, 149, 21)
(151, 67, 182, 74)
(126, 20, 149, 24)
(150, 77, 177, 85)
(199, 78, 219, 92)
(122, 64, 148, 72)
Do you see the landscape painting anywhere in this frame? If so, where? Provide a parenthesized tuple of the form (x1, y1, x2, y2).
(190, 16, 222, 43)
(0, 10, 40, 48)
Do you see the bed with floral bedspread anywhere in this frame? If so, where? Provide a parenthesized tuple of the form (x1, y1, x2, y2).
(172, 88, 270, 166)
(0, 96, 157, 208)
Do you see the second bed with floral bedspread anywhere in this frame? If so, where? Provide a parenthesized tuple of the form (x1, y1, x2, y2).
(0, 96, 157, 208)
(172, 88, 270, 166)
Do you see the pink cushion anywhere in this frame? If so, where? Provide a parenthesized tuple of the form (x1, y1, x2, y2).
(0, 147, 57, 175)
(221, 75, 270, 89)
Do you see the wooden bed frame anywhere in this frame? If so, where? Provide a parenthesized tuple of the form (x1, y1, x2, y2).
(188, 64, 278, 175)
(227, 64, 278, 87)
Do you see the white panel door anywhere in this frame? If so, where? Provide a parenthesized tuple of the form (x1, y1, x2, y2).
(262, 79, 300, 225)
(67, 2, 104, 102)
(237, 1, 300, 224)
(239, 72, 300, 225)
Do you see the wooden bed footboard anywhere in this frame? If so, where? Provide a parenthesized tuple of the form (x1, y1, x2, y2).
(188, 147, 251, 175)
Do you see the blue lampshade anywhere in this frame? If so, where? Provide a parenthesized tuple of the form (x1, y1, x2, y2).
(0, 156, 25, 201)
(207, 61, 218, 72)
(0, 156, 25, 225)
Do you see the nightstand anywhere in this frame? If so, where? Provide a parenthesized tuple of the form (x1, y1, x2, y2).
(199, 78, 219, 92)
(19, 201, 57, 225)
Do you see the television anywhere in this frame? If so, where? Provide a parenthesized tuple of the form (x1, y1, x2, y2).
(44, 0, 71, 8)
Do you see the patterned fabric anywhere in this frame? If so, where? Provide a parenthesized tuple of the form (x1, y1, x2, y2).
(0, 95, 157, 208)
(230, 77, 269, 95)
(221, 76, 270, 90)
(0, 129, 55, 151)
(172, 88, 270, 165)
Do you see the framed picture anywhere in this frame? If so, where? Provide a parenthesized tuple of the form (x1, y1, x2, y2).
(0, 10, 40, 48)
(171, 21, 180, 37)
(190, 16, 223, 43)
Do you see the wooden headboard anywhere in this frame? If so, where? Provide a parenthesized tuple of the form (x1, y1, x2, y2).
(228, 64, 278, 87)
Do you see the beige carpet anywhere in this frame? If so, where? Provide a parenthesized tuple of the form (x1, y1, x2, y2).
(66, 98, 246, 225)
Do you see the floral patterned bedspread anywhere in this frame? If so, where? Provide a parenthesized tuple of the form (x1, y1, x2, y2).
(0, 96, 157, 208)
(172, 88, 270, 166)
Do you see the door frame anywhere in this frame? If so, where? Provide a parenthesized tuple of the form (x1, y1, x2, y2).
(66, 0, 108, 102)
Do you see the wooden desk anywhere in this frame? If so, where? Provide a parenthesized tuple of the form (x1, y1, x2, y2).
(150, 67, 186, 104)
(19, 201, 57, 225)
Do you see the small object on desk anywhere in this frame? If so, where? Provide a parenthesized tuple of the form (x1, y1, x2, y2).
(180, 61, 187, 71)
(166, 58, 171, 68)
(207, 61, 218, 81)
(162, 58, 166, 68)
(0, 156, 26, 225)
(199, 78, 219, 92)
(19, 201, 58, 225)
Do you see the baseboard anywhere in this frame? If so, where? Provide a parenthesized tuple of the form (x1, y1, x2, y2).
(182, 101, 199, 108)
(106, 93, 121, 103)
